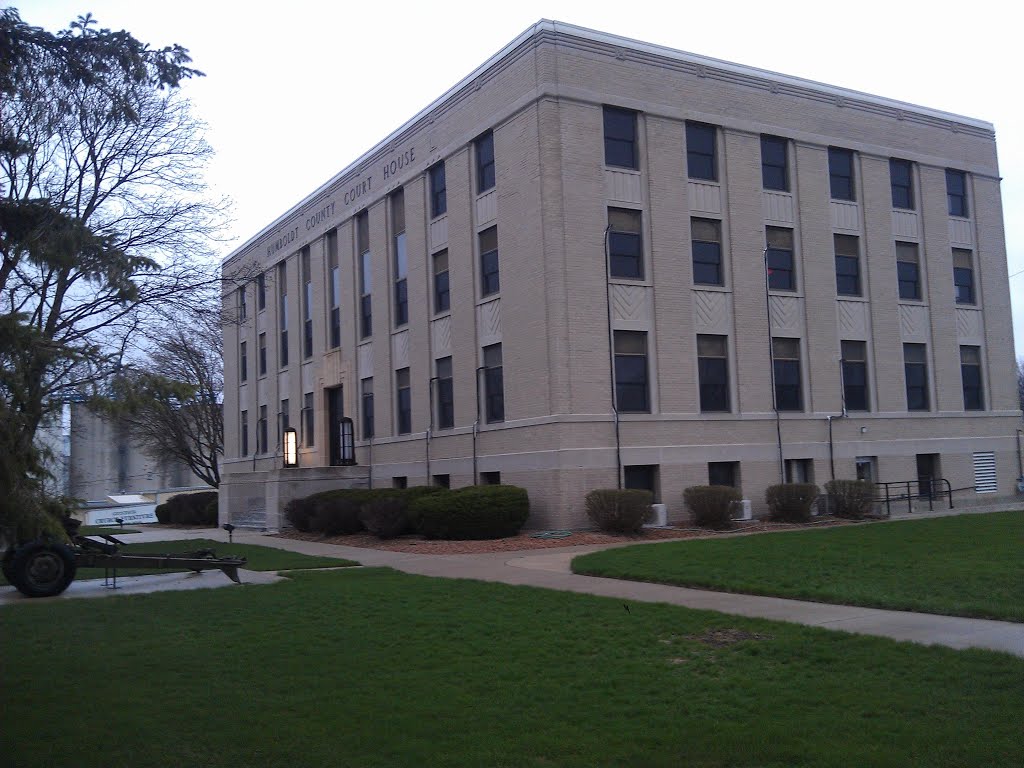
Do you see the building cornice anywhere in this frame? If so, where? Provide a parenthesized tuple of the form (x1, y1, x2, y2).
(223, 19, 996, 268)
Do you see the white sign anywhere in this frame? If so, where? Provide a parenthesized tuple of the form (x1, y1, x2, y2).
(86, 504, 158, 526)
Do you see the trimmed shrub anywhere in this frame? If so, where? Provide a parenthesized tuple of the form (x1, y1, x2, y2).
(310, 493, 365, 536)
(155, 501, 171, 524)
(360, 486, 444, 539)
(825, 479, 876, 519)
(202, 498, 218, 526)
(765, 483, 819, 523)
(284, 495, 317, 532)
(412, 485, 530, 540)
(359, 496, 411, 539)
(157, 491, 217, 526)
(584, 489, 653, 534)
(684, 485, 742, 530)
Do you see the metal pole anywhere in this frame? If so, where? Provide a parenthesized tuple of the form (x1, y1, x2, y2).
(763, 245, 784, 484)
(603, 224, 622, 489)
(473, 366, 485, 486)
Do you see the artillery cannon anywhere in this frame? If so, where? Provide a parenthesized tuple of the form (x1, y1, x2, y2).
(2, 518, 247, 598)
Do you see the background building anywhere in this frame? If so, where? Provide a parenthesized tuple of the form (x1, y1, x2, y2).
(68, 403, 202, 502)
(220, 20, 1021, 530)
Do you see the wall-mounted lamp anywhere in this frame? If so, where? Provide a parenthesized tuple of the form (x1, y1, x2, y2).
(339, 417, 356, 466)
(860, 426, 868, 434)
(283, 427, 299, 468)
(222, 523, 235, 543)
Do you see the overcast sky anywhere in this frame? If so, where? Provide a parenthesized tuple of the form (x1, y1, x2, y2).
(16, 0, 1023, 356)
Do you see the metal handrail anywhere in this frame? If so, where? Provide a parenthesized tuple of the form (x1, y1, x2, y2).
(874, 478, 954, 517)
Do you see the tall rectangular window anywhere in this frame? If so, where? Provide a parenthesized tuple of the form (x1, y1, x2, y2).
(772, 337, 802, 411)
(841, 340, 869, 412)
(896, 242, 921, 300)
(960, 346, 983, 411)
(953, 249, 975, 305)
(828, 147, 855, 201)
(685, 121, 717, 181)
(256, 272, 266, 311)
(890, 158, 914, 209)
(258, 332, 267, 375)
(326, 229, 340, 348)
(608, 208, 643, 279)
(258, 404, 268, 454)
(239, 341, 248, 383)
(395, 368, 411, 435)
(603, 106, 638, 169)
(361, 377, 374, 439)
(392, 189, 408, 326)
(691, 218, 722, 286)
(240, 410, 248, 456)
(834, 234, 861, 296)
(475, 132, 495, 193)
(946, 169, 968, 217)
(303, 392, 314, 447)
(479, 226, 499, 296)
(280, 398, 289, 434)
(436, 356, 454, 430)
(761, 135, 789, 191)
(697, 335, 730, 412)
(357, 211, 371, 339)
(278, 261, 288, 367)
(614, 331, 649, 413)
(301, 247, 312, 359)
(433, 250, 450, 313)
(904, 343, 929, 411)
(766, 227, 795, 291)
(483, 343, 504, 423)
(429, 162, 447, 218)
(237, 286, 247, 321)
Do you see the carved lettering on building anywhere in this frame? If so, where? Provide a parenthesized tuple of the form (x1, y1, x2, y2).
(305, 201, 336, 231)
(344, 177, 373, 206)
(266, 227, 299, 258)
(382, 146, 416, 181)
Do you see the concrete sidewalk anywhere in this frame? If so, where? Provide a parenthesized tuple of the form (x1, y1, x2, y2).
(9, 525, 1024, 658)
(114, 526, 1024, 658)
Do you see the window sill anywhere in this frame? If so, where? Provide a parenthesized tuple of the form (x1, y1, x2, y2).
(604, 165, 641, 174)
(693, 284, 729, 292)
(477, 294, 501, 306)
(768, 289, 803, 298)
(687, 176, 719, 185)
(892, 207, 917, 213)
(837, 295, 869, 302)
(432, 311, 452, 321)
(897, 299, 928, 307)
(609, 277, 651, 287)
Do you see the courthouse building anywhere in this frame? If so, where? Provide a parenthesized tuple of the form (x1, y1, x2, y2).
(220, 21, 1021, 530)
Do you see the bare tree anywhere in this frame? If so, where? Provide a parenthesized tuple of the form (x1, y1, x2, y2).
(106, 306, 224, 488)
(1017, 357, 1024, 413)
(1, 10, 225, 540)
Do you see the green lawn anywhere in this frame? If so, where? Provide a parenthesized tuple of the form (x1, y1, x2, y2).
(1, 539, 357, 585)
(1, 568, 1021, 767)
(573, 510, 1024, 622)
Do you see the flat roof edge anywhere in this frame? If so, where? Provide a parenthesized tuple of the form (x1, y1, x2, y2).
(223, 19, 994, 266)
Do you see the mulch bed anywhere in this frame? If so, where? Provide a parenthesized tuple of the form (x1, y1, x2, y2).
(274, 517, 853, 556)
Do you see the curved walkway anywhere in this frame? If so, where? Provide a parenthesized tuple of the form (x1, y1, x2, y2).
(12, 526, 1024, 658)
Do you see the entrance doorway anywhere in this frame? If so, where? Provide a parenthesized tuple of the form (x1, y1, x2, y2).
(327, 387, 345, 466)
(916, 453, 941, 497)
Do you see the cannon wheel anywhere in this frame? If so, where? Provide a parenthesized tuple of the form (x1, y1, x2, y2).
(9, 540, 77, 598)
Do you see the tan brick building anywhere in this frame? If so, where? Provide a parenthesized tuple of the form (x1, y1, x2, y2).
(220, 21, 1022, 530)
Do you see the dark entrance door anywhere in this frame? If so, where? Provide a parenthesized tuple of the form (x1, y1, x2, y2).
(327, 387, 344, 466)
(916, 453, 940, 497)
